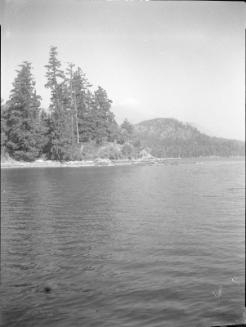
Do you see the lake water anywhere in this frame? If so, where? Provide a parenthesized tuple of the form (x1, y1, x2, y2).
(1, 159, 245, 327)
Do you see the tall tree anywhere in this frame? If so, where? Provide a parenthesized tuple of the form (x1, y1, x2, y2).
(65, 65, 94, 144)
(5, 62, 43, 161)
(78, 89, 97, 142)
(45, 46, 73, 160)
(65, 64, 90, 144)
(45, 46, 65, 113)
(93, 86, 117, 144)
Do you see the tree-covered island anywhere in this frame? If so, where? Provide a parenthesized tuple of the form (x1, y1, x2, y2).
(1, 47, 244, 164)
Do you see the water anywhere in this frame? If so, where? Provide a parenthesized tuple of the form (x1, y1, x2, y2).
(1, 159, 245, 327)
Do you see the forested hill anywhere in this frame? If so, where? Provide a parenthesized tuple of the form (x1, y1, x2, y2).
(133, 118, 245, 158)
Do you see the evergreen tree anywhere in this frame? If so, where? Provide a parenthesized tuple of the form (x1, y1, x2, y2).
(79, 89, 97, 142)
(65, 65, 96, 144)
(45, 46, 73, 160)
(66, 63, 78, 143)
(65, 64, 91, 144)
(93, 86, 117, 144)
(38, 109, 54, 158)
(45, 46, 65, 113)
(121, 119, 134, 135)
(119, 119, 134, 143)
(5, 62, 43, 161)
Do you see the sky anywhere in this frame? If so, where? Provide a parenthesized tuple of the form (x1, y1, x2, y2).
(1, 0, 245, 140)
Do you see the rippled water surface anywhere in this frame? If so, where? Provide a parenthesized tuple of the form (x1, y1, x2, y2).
(1, 159, 245, 327)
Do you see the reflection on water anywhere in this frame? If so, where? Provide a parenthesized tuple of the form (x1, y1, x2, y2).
(1, 159, 245, 327)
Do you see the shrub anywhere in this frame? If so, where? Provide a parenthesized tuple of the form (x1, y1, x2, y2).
(97, 144, 122, 160)
(121, 143, 136, 159)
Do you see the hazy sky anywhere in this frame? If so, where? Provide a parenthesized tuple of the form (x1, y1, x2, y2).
(1, 0, 245, 140)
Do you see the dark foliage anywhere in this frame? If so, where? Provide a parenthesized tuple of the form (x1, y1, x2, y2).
(4, 62, 45, 161)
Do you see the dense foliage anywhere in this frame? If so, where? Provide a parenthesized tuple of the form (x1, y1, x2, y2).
(1, 47, 124, 161)
(2, 62, 46, 161)
(1, 48, 244, 162)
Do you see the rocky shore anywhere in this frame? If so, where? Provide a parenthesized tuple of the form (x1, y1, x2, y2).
(1, 157, 180, 169)
(1, 156, 244, 169)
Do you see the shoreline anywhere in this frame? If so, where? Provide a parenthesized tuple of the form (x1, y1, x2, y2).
(0, 158, 167, 169)
(1, 156, 244, 169)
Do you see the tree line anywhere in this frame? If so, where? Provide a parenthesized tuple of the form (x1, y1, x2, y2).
(3, 46, 243, 162)
(1, 46, 134, 161)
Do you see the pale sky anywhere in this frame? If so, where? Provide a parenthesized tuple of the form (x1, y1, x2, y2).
(1, 0, 245, 140)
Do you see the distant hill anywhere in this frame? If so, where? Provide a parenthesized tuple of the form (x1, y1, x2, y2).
(133, 118, 245, 158)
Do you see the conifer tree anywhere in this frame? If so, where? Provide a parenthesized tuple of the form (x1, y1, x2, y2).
(45, 46, 73, 160)
(119, 119, 134, 143)
(93, 86, 117, 144)
(65, 65, 95, 144)
(45, 46, 65, 113)
(5, 62, 43, 161)
(78, 89, 97, 142)
(65, 64, 88, 144)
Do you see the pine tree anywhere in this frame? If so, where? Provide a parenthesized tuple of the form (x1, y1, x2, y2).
(65, 65, 94, 144)
(45, 46, 65, 113)
(45, 46, 73, 160)
(5, 62, 43, 161)
(79, 89, 97, 142)
(65, 64, 90, 144)
(93, 86, 117, 144)
(119, 119, 134, 143)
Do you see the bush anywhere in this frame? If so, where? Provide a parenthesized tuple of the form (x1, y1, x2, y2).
(121, 143, 136, 159)
(79, 142, 98, 160)
(97, 143, 122, 160)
